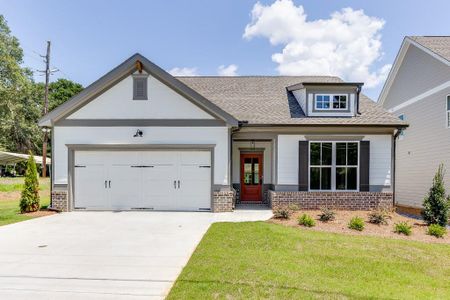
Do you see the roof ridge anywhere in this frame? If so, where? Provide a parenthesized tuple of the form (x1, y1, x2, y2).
(174, 75, 342, 78)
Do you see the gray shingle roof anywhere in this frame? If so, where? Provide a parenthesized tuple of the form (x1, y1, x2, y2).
(176, 76, 406, 126)
(409, 36, 450, 63)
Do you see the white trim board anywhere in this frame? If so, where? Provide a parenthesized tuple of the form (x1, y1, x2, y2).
(388, 80, 450, 113)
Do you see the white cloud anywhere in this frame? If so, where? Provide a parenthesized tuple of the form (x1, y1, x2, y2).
(243, 0, 391, 88)
(217, 64, 239, 76)
(168, 67, 198, 76)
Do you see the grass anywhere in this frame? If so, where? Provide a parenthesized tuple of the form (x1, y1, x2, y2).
(0, 177, 50, 226)
(168, 222, 450, 299)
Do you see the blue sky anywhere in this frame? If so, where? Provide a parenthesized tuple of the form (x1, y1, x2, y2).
(1, 0, 449, 100)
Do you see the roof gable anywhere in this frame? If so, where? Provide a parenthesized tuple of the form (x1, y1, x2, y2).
(378, 36, 450, 105)
(39, 54, 239, 127)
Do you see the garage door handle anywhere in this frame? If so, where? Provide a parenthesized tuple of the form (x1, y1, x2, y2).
(108, 180, 111, 188)
(174, 180, 176, 189)
(177, 180, 180, 188)
(105, 180, 107, 188)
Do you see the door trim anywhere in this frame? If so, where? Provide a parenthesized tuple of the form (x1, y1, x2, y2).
(240, 152, 264, 202)
(67, 144, 215, 211)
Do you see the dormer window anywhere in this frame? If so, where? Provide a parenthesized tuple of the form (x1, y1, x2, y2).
(133, 75, 148, 100)
(315, 94, 348, 110)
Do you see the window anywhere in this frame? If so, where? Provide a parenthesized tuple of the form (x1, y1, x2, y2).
(315, 94, 347, 110)
(309, 142, 332, 190)
(309, 142, 359, 191)
(447, 96, 450, 128)
(133, 75, 148, 100)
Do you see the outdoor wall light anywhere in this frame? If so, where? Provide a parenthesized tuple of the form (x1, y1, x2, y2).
(133, 129, 143, 138)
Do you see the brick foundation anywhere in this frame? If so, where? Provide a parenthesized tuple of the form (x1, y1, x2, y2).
(213, 190, 235, 212)
(269, 191, 393, 211)
(51, 190, 69, 212)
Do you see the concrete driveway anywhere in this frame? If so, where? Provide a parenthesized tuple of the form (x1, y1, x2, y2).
(0, 209, 272, 299)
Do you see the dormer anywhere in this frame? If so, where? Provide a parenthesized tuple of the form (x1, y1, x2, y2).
(287, 82, 363, 117)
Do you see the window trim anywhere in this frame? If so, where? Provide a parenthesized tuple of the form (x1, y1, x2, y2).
(308, 141, 360, 192)
(314, 94, 348, 111)
(133, 75, 148, 100)
(446, 95, 450, 128)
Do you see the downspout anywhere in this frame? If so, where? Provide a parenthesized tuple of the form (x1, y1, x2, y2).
(356, 86, 362, 115)
(392, 128, 403, 208)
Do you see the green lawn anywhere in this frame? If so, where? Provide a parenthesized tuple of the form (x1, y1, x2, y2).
(0, 177, 50, 226)
(168, 222, 450, 299)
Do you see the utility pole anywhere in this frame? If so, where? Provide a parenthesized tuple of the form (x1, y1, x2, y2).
(41, 41, 51, 178)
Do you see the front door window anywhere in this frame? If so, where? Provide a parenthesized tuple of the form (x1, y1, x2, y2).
(240, 153, 263, 201)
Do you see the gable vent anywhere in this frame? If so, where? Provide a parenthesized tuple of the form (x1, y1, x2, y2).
(133, 75, 148, 100)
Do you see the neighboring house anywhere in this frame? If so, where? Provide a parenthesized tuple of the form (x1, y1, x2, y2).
(379, 36, 450, 210)
(39, 54, 406, 212)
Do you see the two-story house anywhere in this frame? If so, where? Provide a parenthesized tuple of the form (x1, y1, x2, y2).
(380, 36, 450, 212)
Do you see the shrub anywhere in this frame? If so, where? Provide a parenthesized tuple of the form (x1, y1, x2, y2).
(298, 214, 316, 227)
(273, 204, 299, 219)
(348, 217, 365, 231)
(19, 153, 40, 213)
(427, 224, 447, 238)
(394, 222, 412, 236)
(368, 209, 390, 225)
(319, 207, 336, 222)
(422, 164, 450, 226)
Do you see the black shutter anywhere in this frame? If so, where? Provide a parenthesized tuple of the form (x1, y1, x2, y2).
(359, 141, 370, 191)
(298, 141, 309, 191)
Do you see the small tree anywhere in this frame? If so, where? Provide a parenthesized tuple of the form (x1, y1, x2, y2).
(19, 153, 40, 213)
(422, 164, 449, 226)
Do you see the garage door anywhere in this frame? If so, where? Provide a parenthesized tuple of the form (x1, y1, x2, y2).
(73, 150, 211, 211)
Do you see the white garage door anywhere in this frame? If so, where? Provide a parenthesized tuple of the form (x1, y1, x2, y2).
(74, 150, 211, 211)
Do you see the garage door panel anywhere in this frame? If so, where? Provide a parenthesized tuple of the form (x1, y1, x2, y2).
(110, 151, 141, 165)
(179, 151, 210, 165)
(179, 165, 211, 210)
(75, 151, 109, 165)
(142, 165, 176, 209)
(141, 151, 177, 165)
(109, 165, 141, 209)
(74, 165, 107, 209)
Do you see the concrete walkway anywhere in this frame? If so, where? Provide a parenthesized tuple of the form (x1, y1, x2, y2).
(0, 209, 272, 299)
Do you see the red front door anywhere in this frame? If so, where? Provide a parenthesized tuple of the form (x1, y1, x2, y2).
(240, 153, 263, 202)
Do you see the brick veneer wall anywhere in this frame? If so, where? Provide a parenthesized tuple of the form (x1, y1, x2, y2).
(51, 190, 69, 212)
(213, 190, 235, 212)
(269, 191, 393, 211)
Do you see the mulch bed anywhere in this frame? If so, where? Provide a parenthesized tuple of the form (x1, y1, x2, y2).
(269, 210, 450, 244)
(22, 209, 56, 218)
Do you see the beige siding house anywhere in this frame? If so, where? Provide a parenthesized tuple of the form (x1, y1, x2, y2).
(380, 36, 450, 209)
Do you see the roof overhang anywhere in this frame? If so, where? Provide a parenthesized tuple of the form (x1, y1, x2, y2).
(286, 82, 364, 92)
(38, 53, 239, 127)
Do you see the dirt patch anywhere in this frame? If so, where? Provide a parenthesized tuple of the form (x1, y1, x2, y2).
(270, 210, 450, 244)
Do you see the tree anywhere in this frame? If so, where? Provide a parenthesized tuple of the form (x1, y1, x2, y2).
(0, 14, 40, 154)
(0, 15, 83, 155)
(48, 78, 83, 111)
(422, 164, 449, 226)
(19, 153, 40, 213)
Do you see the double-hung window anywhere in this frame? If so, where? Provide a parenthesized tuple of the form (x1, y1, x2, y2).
(315, 94, 347, 110)
(309, 142, 332, 190)
(309, 142, 359, 191)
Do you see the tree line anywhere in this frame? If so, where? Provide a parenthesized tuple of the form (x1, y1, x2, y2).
(0, 15, 83, 155)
